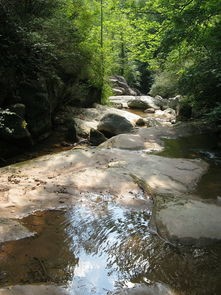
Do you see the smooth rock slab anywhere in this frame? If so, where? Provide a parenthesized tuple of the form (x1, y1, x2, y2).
(0, 219, 35, 243)
(0, 285, 69, 295)
(155, 198, 221, 245)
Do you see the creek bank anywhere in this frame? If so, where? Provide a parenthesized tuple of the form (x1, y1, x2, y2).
(0, 101, 220, 246)
(0, 106, 220, 294)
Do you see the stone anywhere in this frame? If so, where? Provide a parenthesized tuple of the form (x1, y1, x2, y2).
(168, 95, 181, 111)
(154, 95, 169, 109)
(89, 128, 107, 146)
(109, 96, 137, 108)
(0, 145, 208, 219)
(155, 198, 221, 246)
(100, 134, 147, 150)
(0, 219, 35, 243)
(154, 108, 176, 123)
(56, 104, 141, 138)
(109, 75, 139, 96)
(144, 108, 155, 114)
(97, 113, 134, 136)
(128, 96, 160, 110)
(135, 118, 146, 126)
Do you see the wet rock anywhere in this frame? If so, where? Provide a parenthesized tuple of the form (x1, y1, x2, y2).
(97, 113, 134, 136)
(0, 219, 35, 243)
(0, 285, 70, 295)
(155, 198, 221, 246)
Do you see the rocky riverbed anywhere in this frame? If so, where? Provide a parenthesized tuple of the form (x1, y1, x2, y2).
(0, 101, 220, 295)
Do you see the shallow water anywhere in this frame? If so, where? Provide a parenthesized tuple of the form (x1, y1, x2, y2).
(0, 194, 221, 295)
(158, 133, 221, 199)
(0, 131, 221, 294)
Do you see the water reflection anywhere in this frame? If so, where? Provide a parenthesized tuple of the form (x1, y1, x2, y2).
(158, 133, 221, 199)
(62, 195, 221, 295)
(64, 197, 152, 294)
(0, 195, 221, 295)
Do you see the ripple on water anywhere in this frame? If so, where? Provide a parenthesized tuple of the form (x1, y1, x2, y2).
(0, 194, 221, 295)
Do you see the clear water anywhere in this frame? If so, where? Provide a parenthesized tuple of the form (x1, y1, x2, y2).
(0, 133, 221, 295)
(0, 195, 221, 295)
(158, 133, 221, 199)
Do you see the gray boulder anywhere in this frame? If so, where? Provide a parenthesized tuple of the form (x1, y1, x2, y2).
(154, 95, 168, 109)
(97, 113, 134, 136)
(89, 128, 107, 146)
(128, 96, 160, 110)
(155, 197, 221, 246)
(110, 75, 140, 96)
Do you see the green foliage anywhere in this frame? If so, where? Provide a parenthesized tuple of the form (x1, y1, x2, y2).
(1, 0, 220, 116)
(146, 0, 221, 113)
(205, 104, 221, 123)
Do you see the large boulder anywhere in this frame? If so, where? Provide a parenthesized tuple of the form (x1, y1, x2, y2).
(154, 197, 221, 246)
(128, 96, 160, 110)
(110, 75, 140, 96)
(89, 128, 107, 146)
(97, 113, 134, 136)
(109, 95, 137, 108)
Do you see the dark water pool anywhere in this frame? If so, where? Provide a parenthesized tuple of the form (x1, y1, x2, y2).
(0, 194, 221, 295)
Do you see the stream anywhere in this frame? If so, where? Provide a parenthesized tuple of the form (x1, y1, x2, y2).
(0, 132, 221, 295)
